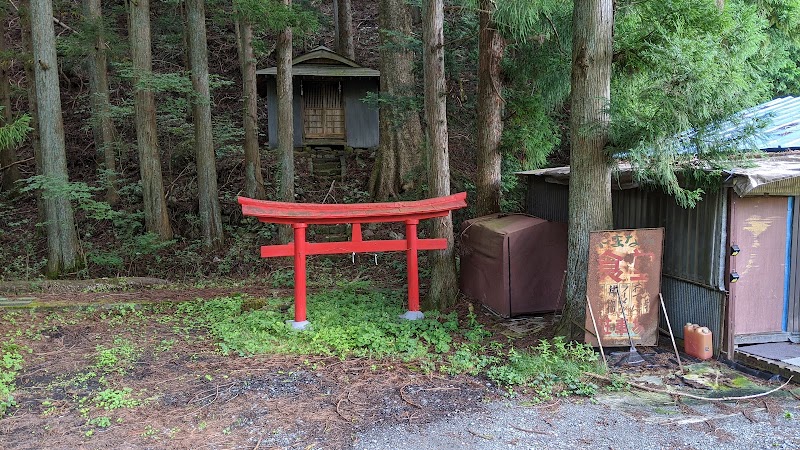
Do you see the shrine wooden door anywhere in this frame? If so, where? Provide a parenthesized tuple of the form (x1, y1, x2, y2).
(303, 82, 345, 141)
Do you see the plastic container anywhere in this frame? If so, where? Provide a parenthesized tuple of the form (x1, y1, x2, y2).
(694, 327, 713, 360)
(683, 323, 713, 360)
(683, 323, 698, 355)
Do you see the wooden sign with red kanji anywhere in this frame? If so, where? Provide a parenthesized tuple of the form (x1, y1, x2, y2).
(584, 228, 664, 347)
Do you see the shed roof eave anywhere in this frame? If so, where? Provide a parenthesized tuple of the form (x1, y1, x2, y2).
(517, 153, 800, 196)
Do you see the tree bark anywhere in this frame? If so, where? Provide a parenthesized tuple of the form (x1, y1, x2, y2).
(187, 0, 224, 249)
(277, 0, 294, 244)
(369, 0, 422, 200)
(0, 6, 22, 193)
(335, 0, 354, 59)
(475, 0, 505, 217)
(129, 0, 173, 240)
(237, 17, 266, 199)
(559, 0, 614, 340)
(422, 0, 457, 309)
(30, 0, 83, 277)
(20, 0, 46, 227)
(85, 0, 120, 204)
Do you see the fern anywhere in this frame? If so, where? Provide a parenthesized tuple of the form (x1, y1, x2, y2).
(0, 113, 31, 151)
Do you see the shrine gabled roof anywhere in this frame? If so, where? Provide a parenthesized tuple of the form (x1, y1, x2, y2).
(256, 46, 380, 78)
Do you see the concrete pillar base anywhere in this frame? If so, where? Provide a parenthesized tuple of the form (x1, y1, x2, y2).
(288, 320, 310, 330)
(400, 311, 424, 320)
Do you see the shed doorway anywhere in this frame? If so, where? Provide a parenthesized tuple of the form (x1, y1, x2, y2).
(303, 81, 345, 142)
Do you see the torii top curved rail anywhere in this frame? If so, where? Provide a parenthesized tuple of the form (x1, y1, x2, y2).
(238, 192, 467, 329)
(238, 192, 467, 225)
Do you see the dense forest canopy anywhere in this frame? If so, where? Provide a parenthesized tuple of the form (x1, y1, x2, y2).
(0, 0, 798, 286)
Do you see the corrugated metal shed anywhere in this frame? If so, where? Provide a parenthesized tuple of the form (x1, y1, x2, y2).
(519, 97, 800, 356)
(524, 177, 727, 352)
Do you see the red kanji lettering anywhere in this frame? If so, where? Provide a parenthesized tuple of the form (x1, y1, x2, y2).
(599, 250, 624, 282)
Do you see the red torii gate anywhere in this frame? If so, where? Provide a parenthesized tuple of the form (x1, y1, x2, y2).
(238, 192, 467, 329)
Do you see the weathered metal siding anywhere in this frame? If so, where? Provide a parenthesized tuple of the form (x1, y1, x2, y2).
(729, 195, 788, 335)
(265, 79, 304, 148)
(525, 175, 727, 352)
(660, 276, 725, 352)
(525, 177, 569, 222)
(612, 187, 727, 290)
(528, 178, 728, 288)
(613, 187, 727, 353)
(343, 79, 379, 148)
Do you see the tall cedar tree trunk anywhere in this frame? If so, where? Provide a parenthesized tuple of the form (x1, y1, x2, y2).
(422, 0, 458, 309)
(20, 0, 45, 226)
(186, 0, 224, 249)
(558, 0, 614, 340)
(85, 0, 120, 204)
(475, 0, 505, 216)
(237, 17, 266, 199)
(369, 0, 422, 200)
(30, 0, 83, 276)
(0, 6, 22, 192)
(335, 0, 354, 59)
(277, 0, 294, 244)
(129, 0, 173, 240)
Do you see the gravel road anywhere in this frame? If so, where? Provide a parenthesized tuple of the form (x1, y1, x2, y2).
(353, 390, 800, 450)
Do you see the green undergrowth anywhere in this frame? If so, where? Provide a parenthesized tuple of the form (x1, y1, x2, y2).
(0, 282, 612, 414)
(175, 282, 608, 402)
(176, 281, 458, 359)
(486, 338, 606, 399)
(0, 342, 24, 416)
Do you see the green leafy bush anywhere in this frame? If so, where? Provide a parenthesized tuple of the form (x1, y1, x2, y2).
(0, 343, 24, 416)
(94, 387, 140, 410)
(486, 337, 604, 400)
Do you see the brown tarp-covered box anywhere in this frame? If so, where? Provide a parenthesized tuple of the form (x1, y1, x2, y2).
(459, 214, 568, 317)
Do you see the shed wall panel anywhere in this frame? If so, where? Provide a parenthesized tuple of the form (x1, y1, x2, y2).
(612, 187, 726, 290)
(660, 276, 725, 353)
(343, 79, 379, 148)
(525, 178, 569, 222)
(527, 178, 726, 289)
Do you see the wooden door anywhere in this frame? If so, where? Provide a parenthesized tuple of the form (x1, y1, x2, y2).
(303, 82, 345, 140)
(729, 195, 788, 336)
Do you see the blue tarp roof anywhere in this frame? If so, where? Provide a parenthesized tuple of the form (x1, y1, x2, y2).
(738, 96, 800, 151)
